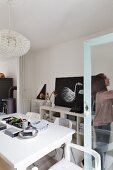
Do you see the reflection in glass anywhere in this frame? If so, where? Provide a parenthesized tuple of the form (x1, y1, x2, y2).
(92, 43, 113, 170)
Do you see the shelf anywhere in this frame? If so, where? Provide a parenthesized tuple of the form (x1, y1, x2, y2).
(40, 105, 85, 145)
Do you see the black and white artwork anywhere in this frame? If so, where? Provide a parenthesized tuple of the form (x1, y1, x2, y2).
(55, 77, 83, 112)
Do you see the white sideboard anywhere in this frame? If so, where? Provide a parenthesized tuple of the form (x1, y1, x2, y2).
(40, 105, 85, 144)
(30, 99, 46, 113)
(23, 99, 46, 113)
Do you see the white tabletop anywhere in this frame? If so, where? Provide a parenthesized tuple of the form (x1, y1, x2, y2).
(0, 113, 75, 170)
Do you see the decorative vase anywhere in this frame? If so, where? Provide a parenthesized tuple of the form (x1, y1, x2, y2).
(45, 100, 52, 106)
(52, 101, 55, 107)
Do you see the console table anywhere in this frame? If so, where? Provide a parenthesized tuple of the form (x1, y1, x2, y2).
(40, 105, 85, 144)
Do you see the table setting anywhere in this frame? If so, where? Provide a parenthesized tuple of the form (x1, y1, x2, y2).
(0, 115, 49, 139)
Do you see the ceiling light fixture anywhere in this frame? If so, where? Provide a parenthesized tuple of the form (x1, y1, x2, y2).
(0, 0, 30, 58)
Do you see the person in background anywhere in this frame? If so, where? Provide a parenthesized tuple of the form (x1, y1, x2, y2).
(92, 73, 113, 170)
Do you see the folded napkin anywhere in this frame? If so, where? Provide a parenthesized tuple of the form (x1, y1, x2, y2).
(31, 120, 49, 131)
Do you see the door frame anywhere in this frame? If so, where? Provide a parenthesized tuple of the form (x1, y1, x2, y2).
(84, 33, 113, 169)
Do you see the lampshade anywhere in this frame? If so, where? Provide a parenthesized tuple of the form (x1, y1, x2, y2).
(0, 29, 30, 58)
(0, 0, 30, 58)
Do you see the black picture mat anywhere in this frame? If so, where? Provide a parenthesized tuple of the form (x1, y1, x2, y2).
(55, 77, 83, 111)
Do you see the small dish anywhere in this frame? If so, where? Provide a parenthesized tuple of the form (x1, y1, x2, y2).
(18, 127, 38, 139)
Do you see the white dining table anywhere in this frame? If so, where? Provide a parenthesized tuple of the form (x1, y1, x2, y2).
(0, 113, 75, 170)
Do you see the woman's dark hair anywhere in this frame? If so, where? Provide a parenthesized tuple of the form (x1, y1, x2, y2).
(92, 73, 107, 101)
(96, 73, 107, 80)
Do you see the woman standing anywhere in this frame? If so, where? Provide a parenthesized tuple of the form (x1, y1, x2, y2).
(92, 73, 113, 170)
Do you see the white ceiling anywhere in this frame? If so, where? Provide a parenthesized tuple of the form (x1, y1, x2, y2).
(0, 0, 113, 50)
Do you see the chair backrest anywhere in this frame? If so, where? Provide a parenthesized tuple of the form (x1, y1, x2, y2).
(26, 112, 41, 122)
(68, 143, 101, 170)
(54, 117, 72, 128)
(48, 143, 101, 170)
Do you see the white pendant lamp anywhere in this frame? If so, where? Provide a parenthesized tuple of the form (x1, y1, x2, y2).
(0, 0, 30, 58)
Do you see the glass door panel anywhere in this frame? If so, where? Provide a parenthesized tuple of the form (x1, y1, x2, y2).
(84, 33, 113, 170)
(92, 43, 113, 170)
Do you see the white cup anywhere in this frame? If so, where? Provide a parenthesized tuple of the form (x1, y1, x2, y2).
(22, 120, 28, 129)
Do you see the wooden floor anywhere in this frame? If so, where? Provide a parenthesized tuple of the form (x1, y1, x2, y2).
(0, 157, 12, 170)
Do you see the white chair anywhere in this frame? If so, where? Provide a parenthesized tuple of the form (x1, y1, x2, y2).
(53, 117, 84, 165)
(48, 143, 101, 170)
(52, 118, 73, 160)
(26, 112, 41, 123)
(30, 118, 73, 170)
(54, 117, 72, 128)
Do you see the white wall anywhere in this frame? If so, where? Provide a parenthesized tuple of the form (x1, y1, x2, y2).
(0, 34, 113, 112)
(0, 57, 17, 86)
(23, 38, 113, 100)
(24, 39, 84, 99)
(92, 43, 113, 90)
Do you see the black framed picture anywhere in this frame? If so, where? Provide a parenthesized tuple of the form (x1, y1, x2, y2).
(55, 77, 83, 112)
